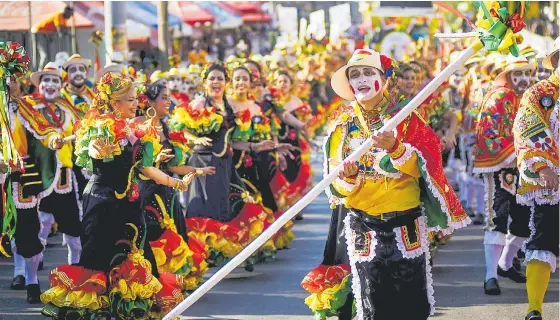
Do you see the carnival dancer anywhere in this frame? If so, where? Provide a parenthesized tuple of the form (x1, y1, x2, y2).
(245, 59, 298, 214)
(167, 68, 189, 107)
(513, 38, 559, 320)
(133, 81, 215, 311)
(6, 76, 66, 303)
(459, 54, 495, 225)
(226, 64, 296, 251)
(186, 64, 203, 100)
(41, 73, 195, 319)
(323, 48, 468, 319)
(535, 52, 553, 82)
(60, 54, 95, 117)
(270, 69, 314, 216)
(473, 55, 535, 295)
(20, 63, 83, 267)
(60, 54, 96, 200)
(176, 62, 261, 269)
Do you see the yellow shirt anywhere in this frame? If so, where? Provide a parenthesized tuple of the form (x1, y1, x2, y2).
(328, 118, 421, 216)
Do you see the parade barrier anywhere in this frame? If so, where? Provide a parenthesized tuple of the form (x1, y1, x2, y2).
(161, 1, 528, 317)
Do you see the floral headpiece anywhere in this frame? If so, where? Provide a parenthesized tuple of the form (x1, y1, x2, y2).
(201, 61, 230, 81)
(92, 73, 131, 112)
(380, 54, 396, 78)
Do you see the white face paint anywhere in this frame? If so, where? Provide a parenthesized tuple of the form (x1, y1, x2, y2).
(536, 62, 552, 81)
(189, 73, 201, 86)
(168, 75, 181, 91)
(347, 66, 382, 102)
(450, 70, 465, 87)
(39, 75, 62, 101)
(67, 63, 88, 88)
(179, 79, 188, 94)
(509, 69, 533, 94)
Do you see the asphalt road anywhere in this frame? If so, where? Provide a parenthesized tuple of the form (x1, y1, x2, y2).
(0, 156, 557, 320)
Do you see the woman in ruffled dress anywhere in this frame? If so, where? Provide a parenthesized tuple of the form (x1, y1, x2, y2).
(41, 74, 196, 319)
(132, 81, 215, 311)
(270, 69, 314, 217)
(174, 62, 270, 268)
(226, 64, 296, 252)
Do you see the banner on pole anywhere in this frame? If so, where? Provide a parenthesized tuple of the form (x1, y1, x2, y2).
(276, 5, 298, 45)
(307, 10, 326, 40)
(299, 18, 307, 44)
(329, 3, 352, 43)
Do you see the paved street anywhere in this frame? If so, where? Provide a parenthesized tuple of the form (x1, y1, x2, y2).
(0, 157, 557, 320)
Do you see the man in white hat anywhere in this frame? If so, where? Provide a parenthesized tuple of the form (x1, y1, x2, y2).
(513, 36, 559, 320)
(23, 62, 83, 271)
(61, 54, 95, 117)
(5, 74, 69, 303)
(473, 55, 536, 296)
(325, 48, 468, 319)
(167, 67, 189, 108)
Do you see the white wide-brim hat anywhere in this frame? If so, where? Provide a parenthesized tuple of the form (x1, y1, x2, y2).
(62, 54, 91, 69)
(495, 56, 536, 83)
(543, 36, 560, 70)
(331, 48, 383, 101)
(95, 63, 125, 83)
(31, 62, 62, 87)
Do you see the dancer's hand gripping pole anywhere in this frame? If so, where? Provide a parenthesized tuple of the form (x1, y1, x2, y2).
(162, 41, 484, 320)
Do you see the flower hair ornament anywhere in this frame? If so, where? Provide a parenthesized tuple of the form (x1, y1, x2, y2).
(380, 54, 397, 78)
(201, 61, 230, 81)
(92, 72, 129, 112)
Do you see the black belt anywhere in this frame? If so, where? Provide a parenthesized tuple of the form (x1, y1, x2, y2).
(355, 207, 422, 223)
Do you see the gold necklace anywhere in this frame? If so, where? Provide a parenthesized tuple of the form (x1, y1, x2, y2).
(232, 92, 248, 103)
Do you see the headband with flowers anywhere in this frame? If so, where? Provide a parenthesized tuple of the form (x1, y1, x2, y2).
(201, 61, 230, 81)
(92, 73, 130, 112)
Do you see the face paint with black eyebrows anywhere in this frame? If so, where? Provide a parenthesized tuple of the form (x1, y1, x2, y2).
(348, 66, 382, 102)
(509, 69, 532, 94)
(168, 75, 181, 91)
(67, 63, 87, 88)
(39, 75, 62, 101)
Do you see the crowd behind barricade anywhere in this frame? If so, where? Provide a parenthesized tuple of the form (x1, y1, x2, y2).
(0, 19, 558, 320)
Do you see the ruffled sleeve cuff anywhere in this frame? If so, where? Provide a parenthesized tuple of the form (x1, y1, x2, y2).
(332, 173, 361, 197)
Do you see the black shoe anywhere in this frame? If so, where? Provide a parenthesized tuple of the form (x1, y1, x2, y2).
(484, 278, 501, 295)
(472, 214, 484, 225)
(38, 260, 44, 271)
(498, 265, 526, 283)
(244, 263, 254, 272)
(26, 283, 42, 304)
(295, 213, 304, 220)
(512, 257, 522, 272)
(525, 311, 542, 320)
(10, 275, 26, 290)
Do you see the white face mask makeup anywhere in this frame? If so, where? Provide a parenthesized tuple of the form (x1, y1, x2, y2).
(67, 63, 87, 88)
(168, 75, 181, 91)
(509, 69, 533, 94)
(348, 66, 382, 102)
(536, 62, 552, 81)
(39, 75, 62, 101)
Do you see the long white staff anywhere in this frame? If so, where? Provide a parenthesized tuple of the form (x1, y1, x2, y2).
(163, 40, 485, 320)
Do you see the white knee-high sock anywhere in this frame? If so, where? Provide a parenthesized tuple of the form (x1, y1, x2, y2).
(11, 242, 25, 278)
(485, 244, 504, 281)
(63, 234, 81, 265)
(498, 234, 526, 270)
(38, 212, 55, 243)
(475, 183, 485, 214)
(24, 253, 41, 285)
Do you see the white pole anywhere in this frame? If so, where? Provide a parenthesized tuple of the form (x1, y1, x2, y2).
(162, 42, 481, 320)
